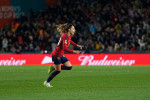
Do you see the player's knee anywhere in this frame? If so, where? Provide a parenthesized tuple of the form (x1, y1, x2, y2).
(68, 66, 72, 70)
(55, 70, 61, 74)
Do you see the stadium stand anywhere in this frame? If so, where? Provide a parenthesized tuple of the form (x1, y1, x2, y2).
(0, 0, 150, 54)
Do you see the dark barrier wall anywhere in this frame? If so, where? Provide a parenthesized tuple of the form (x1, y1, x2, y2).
(9, 0, 46, 13)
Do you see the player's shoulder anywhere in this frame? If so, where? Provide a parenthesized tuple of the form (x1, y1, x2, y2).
(61, 33, 67, 38)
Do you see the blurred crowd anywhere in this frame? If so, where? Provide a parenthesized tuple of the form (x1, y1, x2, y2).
(0, 0, 150, 54)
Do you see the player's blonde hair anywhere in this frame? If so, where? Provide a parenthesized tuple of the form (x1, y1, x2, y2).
(56, 23, 73, 34)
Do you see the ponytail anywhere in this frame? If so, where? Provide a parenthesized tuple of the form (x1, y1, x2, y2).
(56, 23, 68, 34)
(56, 23, 73, 34)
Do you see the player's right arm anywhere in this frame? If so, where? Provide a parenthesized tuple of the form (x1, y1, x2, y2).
(73, 50, 81, 54)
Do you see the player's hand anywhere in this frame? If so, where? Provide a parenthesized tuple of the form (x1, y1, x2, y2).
(73, 50, 81, 54)
(77, 45, 84, 50)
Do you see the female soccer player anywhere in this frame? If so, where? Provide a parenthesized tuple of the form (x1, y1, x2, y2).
(44, 23, 83, 87)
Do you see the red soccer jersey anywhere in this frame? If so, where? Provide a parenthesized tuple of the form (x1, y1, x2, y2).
(52, 33, 77, 57)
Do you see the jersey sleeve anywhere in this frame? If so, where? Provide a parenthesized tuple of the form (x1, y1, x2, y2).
(62, 36, 73, 53)
(70, 40, 77, 46)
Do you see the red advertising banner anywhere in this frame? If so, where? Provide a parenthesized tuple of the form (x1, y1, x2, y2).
(0, 54, 150, 66)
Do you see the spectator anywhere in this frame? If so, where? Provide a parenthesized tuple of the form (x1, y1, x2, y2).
(0, 0, 150, 53)
(2, 38, 8, 51)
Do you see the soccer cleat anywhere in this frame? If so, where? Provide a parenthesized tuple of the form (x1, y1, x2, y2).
(43, 81, 53, 87)
(48, 65, 55, 74)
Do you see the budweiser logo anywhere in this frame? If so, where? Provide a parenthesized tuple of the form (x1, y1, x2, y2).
(0, 57, 26, 65)
(41, 56, 52, 64)
(78, 55, 135, 66)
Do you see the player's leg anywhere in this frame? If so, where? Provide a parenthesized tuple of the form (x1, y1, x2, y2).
(44, 64, 61, 87)
(48, 55, 59, 74)
(48, 65, 55, 74)
(61, 61, 72, 70)
(61, 56, 72, 70)
(46, 64, 61, 82)
(44, 56, 61, 87)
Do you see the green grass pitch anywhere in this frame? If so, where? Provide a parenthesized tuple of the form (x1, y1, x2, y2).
(0, 65, 150, 100)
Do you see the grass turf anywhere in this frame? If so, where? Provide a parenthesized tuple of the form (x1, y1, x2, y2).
(0, 65, 150, 100)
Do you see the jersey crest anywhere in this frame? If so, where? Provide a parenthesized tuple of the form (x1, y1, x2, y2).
(65, 40, 67, 44)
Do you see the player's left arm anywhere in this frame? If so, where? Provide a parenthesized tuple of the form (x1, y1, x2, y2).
(70, 40, 83, 50)
(70, 40, 77, 46)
